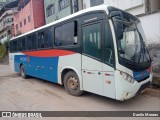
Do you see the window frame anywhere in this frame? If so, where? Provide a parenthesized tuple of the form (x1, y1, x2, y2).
(24, 18, 26, 25)
(59, 0, 70, 11)
(26, 33, 37, 51)
(37, 30, 45, 49)
(90, 0, 104, 7)
(18, 37, 26, 52)
(46, 4, 55, 17)
(54, 21, 79, 48)
(20, 21, 22, 28)
(102, 20, 115, 67)
(28, 15, 31, 23)
(82, 21, 103, 61)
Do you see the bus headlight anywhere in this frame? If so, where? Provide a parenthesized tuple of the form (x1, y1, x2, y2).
(120, 71, 135, 84)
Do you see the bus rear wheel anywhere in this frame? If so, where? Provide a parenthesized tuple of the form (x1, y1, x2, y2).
(20, 65, 27, 79)
(64, 71, 83, 96)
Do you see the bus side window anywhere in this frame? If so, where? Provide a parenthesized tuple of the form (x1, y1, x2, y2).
(54, 21, 77, 47)
(82, 22, 101, 60)
(12, 40, 17, 52)
(27, 36, 32, 50)
(62, 22, 75, 46)
(31, 34, 37, 50)
(45, 28, 53, 48)
(55, 26, 62, 46)
(104, 22, 114, 65)
(18, 38, 26, 51)
(38, 32, 45, 49)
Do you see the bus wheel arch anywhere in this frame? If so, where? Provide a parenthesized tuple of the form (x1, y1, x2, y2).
(20, 64, 27, 79)
(61, 69, 84, 96)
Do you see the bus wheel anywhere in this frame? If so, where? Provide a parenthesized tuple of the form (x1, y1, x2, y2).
(64, 71, 83, 96)
(20, 65, 27, 79)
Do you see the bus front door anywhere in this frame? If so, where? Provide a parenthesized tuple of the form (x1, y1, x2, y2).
(82, 21, 104, 95)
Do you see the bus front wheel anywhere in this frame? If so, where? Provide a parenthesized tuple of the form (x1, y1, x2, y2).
(64, 71, 83, 96)
(20, 65, 27, 79)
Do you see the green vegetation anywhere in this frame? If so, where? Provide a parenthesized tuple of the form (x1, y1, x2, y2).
(0, 41, 8, 62)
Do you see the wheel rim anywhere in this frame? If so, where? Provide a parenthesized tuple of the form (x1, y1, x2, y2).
(21, 67, 24, 77)
(67, 76, 79, 91)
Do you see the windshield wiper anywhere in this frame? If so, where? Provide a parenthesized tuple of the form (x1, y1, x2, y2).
(137, 28, 150, 63)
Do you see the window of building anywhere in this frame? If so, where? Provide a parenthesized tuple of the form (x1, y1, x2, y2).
(46, 4, 55, 17)
(59, 0, 69, 10)
(24, 18, 26, 25)
(20, 22, 22, 28)
(82, 22, 101, 60)
(28, 15, 31, 22)
(16, 24, 18, 30)
(90, 0, 104, 7)
(54, 22, 76, 47)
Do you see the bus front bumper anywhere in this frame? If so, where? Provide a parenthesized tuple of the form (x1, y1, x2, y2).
(115, 73, 152, 101)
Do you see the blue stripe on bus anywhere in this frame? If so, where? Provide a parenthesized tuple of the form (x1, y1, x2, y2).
(133, 70, 150, 81)
(14, 55, 59, 83)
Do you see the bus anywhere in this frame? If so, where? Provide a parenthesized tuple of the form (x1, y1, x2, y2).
(9, 5, 152, 101)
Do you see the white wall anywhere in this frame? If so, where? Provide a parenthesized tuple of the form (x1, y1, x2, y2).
(83, 0, 146, 15)
(139, 12, 160, 44)
(83, 0, 90, 9)
(106, 0, 143, 10)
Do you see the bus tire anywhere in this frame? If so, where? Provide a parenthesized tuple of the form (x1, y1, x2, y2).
(20, 65, 27, 79)
(64, 71, 83, 96)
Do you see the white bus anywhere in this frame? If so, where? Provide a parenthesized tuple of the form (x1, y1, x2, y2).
(9, 5, 152, 101)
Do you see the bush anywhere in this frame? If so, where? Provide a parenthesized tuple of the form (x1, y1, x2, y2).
(0, 42, 8, 62)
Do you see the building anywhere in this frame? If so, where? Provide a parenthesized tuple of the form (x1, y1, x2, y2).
(0, 0, 19, 43)
(44, 0, 83, 24)
(0, 0, 6, 10)
(14, 0, 45, 36)
(83, 0, 160, 44)
(83, 0, 160, 15)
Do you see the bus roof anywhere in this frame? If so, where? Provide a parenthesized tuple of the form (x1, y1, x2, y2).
(11, 5, 109, 41)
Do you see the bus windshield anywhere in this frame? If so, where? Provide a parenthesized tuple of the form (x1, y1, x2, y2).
(109, 7, 151, 69)
(108, 7, 151, 70)
(113, 18, 150, 63)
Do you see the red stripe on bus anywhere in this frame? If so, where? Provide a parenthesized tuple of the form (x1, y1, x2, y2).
(146, 67, 151, 72)
(22, 49, 76, 57)
(105, 73, 113, 76)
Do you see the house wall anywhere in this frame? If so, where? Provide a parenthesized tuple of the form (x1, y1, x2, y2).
(139, 12, 160, 44)
(14, 0, 45, 36)
(83, 0, 146, 15)
(150, 0, 160, 12)
(32, 0, 45, 28)
(44, 0, 71, 24)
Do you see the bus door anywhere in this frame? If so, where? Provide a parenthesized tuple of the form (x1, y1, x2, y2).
(102, 21, 116, 99)
(82, 20, 116, 98)
(82, 21, 104, 95)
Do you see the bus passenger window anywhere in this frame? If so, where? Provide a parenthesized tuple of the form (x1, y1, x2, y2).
(31, 34, 37, 50)
(27, 36, 32, 50)
(38, 32, 45, 49)
(104, 22, 114, 65)
(18, 38, 26, 51)
(83, 23, 101, 60)
(10, 40, 17, 52)
(55, 26, 62, 46)
(45, 28, 53, 48)
(54, 22, 76, 47)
